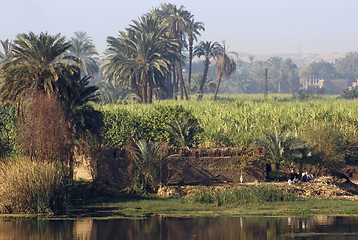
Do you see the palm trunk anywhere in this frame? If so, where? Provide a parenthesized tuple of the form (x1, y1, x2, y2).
(130, 73, 141, 103)
(188, 37, 193, 88)
(146, 81, 153, 104)
(176, 60, 188, 100)
(142, 73, 147, 104)
(172, 67, 176, 100)
(197, 59, 209, 101)
(213, 76, 222, 101)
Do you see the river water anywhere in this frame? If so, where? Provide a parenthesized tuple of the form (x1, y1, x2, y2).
(1, 215, 358, 240)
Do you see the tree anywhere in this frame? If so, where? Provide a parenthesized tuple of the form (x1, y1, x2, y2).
(103, 15, 178, 103)
(20, 92, 72, 163)
(131, 139, 163, 192)
(0, 32, 76, 103)
(68, 31, 99, 78)
(213, 41, 237, 101)
(335, 51, 358, 82)
(64, 75, 103, 144)
(102, 32, 142, 102)
(299, 60, 336, 80)
(256, 130, 297, 179)
(0, 39, 12, 62)
(194, 41, 221, 101)
(154, 3, 192, 100)
(185, 18, 205, 88)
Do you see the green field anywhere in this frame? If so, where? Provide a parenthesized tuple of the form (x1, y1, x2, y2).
(97, 94, 358, 148)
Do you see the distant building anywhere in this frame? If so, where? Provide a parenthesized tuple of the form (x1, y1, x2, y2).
(300, 78, 348, 94)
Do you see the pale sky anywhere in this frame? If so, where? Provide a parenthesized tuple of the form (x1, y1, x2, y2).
(1, 0, 358, 56)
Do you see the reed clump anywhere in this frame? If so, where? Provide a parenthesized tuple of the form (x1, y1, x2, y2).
(0, 158, 73, 214)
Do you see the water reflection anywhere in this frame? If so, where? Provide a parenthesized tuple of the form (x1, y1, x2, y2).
(1, 215, 358, 240)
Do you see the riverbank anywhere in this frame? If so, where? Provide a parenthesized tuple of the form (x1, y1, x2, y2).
(2, 177, 358, 219)
(69, 197, 358, 220)
(67, 178, 358, 219)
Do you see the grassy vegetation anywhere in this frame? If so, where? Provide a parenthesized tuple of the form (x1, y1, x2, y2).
(190, 184, 295, 206)
(0, 158, 73, 214)
(73, 196, 358, 219)
(98, 94, 358, 147)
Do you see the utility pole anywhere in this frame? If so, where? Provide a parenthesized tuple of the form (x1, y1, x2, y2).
(264, 68, 268, 98)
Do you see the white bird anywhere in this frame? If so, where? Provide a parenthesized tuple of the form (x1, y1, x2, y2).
(240, 174, 243, 183)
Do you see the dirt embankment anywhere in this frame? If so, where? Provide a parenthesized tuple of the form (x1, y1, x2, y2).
(157, 177, 358, 200)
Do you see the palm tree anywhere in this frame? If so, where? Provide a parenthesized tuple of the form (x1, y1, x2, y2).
(131, 139, 162, 192)
(103, 15, 178, 103)
(256, 130, 299, 179)
(213, 41, 237, 101)
(154, 3, 192, 100)
(0, 32, 76, 104)
(185, 18, 205, 88)
(68, 31, 99, 78)
(64, 75, 103, 143)
(102, 32, 142, 102)
(194, 41, 221, 101)
(164, 116, 203, 148)
(0, 39, 12, 62)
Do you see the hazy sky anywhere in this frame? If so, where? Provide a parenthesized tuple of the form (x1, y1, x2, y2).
(1, 0, 358, 56)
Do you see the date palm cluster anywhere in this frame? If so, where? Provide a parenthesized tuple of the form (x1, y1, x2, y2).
(102, 3, 206, 103)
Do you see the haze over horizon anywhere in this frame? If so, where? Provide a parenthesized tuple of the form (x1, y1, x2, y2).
(1, 0, 358, 56)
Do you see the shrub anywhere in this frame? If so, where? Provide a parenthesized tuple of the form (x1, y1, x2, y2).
(0, 103, 17, 158)
(100, 105, 202, 148)
(101, 109, 143, 148)
(0, 158, 73, 214)
(19, 92, 72, 163)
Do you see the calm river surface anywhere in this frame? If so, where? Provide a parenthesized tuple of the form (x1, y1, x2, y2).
(1, 215, 358, 240)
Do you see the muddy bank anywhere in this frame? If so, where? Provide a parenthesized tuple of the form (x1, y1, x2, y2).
(157, 177, 358, 200)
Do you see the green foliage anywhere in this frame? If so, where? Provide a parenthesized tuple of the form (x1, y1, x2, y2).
(100, 105, 202, 148)
(101, 109, 143, 148)
(0, 158, 73, 214)
(191, 184, 295, 206)
(340, 87, 358, 99)
(301, 123, 348, 173)
(255, 130, 297, 172)
(130, 139, 162, 193)
(0, 103, 17, 158)
(98, 96, 358, 154)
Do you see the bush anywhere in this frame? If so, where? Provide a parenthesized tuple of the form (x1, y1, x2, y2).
(0, 103, 17, 158)
(100, 105, 202, 148)
(19, 93, 72, 163)
(0, 158, 73, 214)
(101, 109, 143, 148)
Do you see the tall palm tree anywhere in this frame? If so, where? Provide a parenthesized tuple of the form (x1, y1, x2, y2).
(213, 41, 237, 101)
(103, 15, 178, 103)
(68, 31, 99, 78)
(154, 3, 192, 100)
(102, 31, 141, 101)
(185, 18, 205, 88)
(0, 32, 76, 103)
(194, 41, 220, 101)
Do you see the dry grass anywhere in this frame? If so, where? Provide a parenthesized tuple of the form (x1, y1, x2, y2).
(0, 158, 73, 214)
